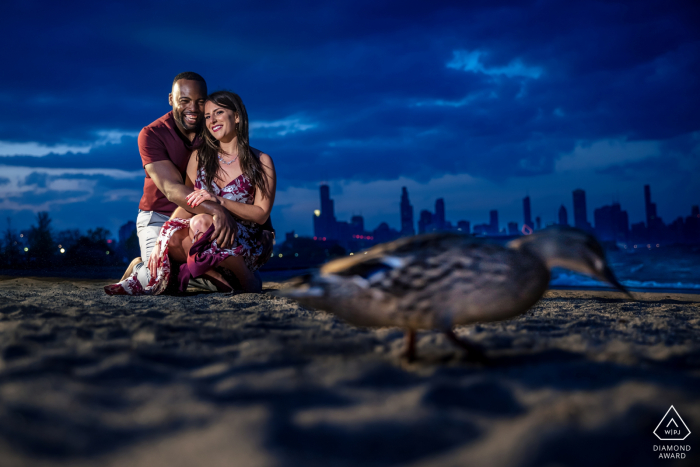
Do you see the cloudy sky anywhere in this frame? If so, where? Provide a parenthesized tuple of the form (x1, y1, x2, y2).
(2, 0, 699, 237)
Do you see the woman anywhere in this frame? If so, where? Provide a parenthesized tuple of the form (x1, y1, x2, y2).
(105, 91, 276, 295)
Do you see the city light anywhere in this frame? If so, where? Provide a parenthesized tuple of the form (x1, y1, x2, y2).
(24, 247, 28, 252)
(294, 253, 298, 257)
(294, 234, 298, 238)
(279, 253, 283, 258)
(350, 253, 354, 255)
(314, 210, 320, 217)
(106, 251, 110, 255)
(60, 248, 65, 253)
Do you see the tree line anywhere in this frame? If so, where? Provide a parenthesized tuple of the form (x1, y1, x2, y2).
(1, 212, 139, 269)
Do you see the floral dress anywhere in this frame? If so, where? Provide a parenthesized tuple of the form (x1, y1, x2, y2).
(104, 170, 267, 296)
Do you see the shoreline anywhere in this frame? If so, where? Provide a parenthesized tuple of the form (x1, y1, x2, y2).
(4, 273, 700, 301)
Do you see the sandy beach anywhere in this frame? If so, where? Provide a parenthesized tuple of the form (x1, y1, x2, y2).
(0, 275, 698, 467)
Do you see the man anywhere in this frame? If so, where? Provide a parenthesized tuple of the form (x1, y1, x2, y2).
(123, 71, 273, 289)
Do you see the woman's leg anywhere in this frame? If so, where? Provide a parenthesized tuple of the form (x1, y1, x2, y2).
(220, 256, 262, 293)
(186, 214, 232, 290)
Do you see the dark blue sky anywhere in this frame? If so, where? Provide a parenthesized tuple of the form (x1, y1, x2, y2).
(2, 0, 699, 237)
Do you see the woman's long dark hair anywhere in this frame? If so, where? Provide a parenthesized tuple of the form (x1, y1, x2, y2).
(198, 90, 271, 200)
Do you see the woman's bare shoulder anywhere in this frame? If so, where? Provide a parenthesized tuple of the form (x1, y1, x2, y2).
(250, 146, 272, 162)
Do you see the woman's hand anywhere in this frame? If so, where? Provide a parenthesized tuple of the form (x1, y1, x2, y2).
(148, 241, 161, 279)
(187, 189, 219, 208)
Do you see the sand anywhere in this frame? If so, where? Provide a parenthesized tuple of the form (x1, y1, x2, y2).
(0, 275, 699, 467)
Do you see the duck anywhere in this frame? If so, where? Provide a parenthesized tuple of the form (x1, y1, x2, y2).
(274, 226, 632, 361)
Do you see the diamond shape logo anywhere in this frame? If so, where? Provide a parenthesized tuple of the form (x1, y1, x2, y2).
(654, 405, 691, 441)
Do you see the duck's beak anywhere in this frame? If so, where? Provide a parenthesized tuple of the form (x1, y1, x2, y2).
(601, 265, 634, 300)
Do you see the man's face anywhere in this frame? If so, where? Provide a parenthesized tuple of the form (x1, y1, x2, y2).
(169, 79, 206, 133)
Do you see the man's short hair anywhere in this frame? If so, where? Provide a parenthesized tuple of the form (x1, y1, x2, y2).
(172, 72, 206, 87)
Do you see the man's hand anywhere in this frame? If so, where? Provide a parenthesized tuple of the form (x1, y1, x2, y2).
(260, 230, 274, 261)
(211, 208, 237, 249)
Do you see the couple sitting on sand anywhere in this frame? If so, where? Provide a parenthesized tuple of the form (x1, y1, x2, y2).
(105, 72, 276, 296)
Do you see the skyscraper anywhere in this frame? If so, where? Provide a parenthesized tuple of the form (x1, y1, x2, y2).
(573, 189, 591, 231)
(418, 210, 433, 234)
(489, 210, 499, 235)
(434, 198, 445, 230)
(314, 184, 337, 239)
(558, 205, 568, 225)
(457, 220, 470, 234)
(350, 215, 364, 237)
(523, 196, 533, 232)
(400, 187, 415, 236)
(644, 184, 657, 228)
(594, 202, 629, 242)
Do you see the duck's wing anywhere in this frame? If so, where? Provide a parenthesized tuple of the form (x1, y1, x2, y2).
(319, 232, 547, 327)
(320, 232, 474, 278)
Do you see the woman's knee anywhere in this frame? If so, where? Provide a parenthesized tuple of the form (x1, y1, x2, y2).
(190, 214, 213, 240)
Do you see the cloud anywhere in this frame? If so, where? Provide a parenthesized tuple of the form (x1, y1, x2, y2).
(447, 50, 543, 79)
(250, 118, 318, 137)
(0, 130, 139, 158)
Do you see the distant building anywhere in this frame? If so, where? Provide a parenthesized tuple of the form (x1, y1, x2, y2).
(400, 187, 415, 237)
(434, 198, 445, 230)
(523, 196, 533, 232)
(373, 222, 401, 243)
(418, 210, 433, 234)
(507, 222, 519, 235)
(473, 224, 489, 236)
(684, 206, 700, 243)
(644, 185, 664, 241)
(572, 189, 592, 231)
(535, 216, 541, 230)
(489, 210, 499, 235)
(594, 203, 629, 242)
(313, 184, 337, 239)
(350, 215, 364, 237)
(457, 220, 470, 234)
(644, 185, 656, 228)
(558, 205, 568, 226)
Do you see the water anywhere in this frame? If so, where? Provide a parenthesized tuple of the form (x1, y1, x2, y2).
(550, 244, 700, 292)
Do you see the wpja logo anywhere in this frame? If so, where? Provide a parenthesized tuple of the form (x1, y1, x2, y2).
(653, 405, 691, 460)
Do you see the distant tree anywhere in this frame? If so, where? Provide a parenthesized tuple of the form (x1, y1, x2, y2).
(66, 227, 117, 266)
(27, 212, 57, 267)
(55, 229, 81, 250)
(88, 228, 110, 243)
(2, 218, 23, 268)
(124, 228, 140, 260)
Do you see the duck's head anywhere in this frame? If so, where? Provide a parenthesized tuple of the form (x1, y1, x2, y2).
(508, 226, 632, 298)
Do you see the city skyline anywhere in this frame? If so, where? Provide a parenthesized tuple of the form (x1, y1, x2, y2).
(307, 182, 699, 242)
(1, 2, 699, 238)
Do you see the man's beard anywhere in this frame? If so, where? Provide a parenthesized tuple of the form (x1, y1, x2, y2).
(174, 109, 201, 132)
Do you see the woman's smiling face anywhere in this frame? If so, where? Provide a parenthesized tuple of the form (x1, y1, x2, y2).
(205, 101, 238, 141)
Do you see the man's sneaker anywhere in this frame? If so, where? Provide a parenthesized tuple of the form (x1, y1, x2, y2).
(120, 257, 142, 282)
